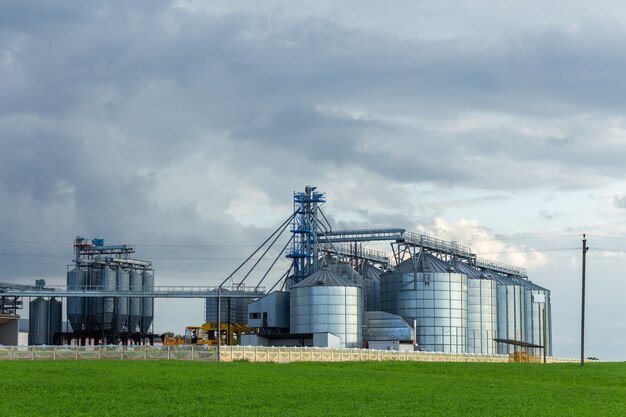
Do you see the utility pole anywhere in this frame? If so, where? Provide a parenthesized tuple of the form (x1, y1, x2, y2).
(581, 234, 589, 367)
(217, 287, 221, 362)
(543, 304, 547, 364)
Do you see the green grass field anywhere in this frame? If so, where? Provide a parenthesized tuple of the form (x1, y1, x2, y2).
(1, 361, 625, 416)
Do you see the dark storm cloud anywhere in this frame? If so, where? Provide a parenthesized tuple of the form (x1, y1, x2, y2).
(2, 0, 626, 275)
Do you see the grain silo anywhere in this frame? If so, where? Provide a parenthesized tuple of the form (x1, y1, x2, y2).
(290, 269, 363, 348)
(381, 252, 467, 353)
(451, 260, 497, 355)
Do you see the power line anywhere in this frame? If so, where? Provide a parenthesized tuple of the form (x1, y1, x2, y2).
(461, 234, 580, 244)
(589, 247, 626, 254)
(587, 234, 626, 241)
(478, 247, 579, 255)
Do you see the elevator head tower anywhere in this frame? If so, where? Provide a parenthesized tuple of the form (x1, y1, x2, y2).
(286, 185, 326, 284)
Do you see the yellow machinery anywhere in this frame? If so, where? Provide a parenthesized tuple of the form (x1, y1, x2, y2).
(162, 322, 252, 346)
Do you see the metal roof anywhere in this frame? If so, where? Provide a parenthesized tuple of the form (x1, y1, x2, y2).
(493, 338, 544, 349)
(396, 252, 452, 274)
(361, 262, 382, 281)
(292, 269, 358, 288)
(488, 273, 548, 291)
(450, 260, 483, 279)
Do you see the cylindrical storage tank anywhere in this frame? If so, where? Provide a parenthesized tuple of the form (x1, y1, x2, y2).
(205, 290, 236, 324)
(102, 266, 116, 331)
(115, 267, 130, 333)
(361, 262, 382, 312)
(88, 267, 104, 333)
(381, 252, 467, 353)
(141, 270, 154, 334)
(67, 267, 87, 332)
(452, 261, 497, 355)
(48, 297, 63, 345)
(290, 269, 362, 348)
(494, 274, 527, 354)
(522, 280, 552, 357)
(234, 298, 254, 324)
(129, 269, 143, 333)
(328, 261, 366, 342)
(28, 297, 49, 345)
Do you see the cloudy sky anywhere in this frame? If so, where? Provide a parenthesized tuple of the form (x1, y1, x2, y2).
(2, 0, 626, 359)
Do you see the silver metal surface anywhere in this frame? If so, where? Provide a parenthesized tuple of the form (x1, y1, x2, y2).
(206, 289, 236, 324)
(493, 274, 527, 354)
(380, 253, 467, 353)
(28, 297, 62, 345)
(129, 269, 142, 332)
(361, 262, 382, 312)
(115, 267, 129, 332)
(141, 270, 154, 334)
(453, 260, 497, 354)
(88, 267, 103, 332)
(28, 297, 48, 345)
(290, 269, 362, 348)
(102, 267, 116, 331)
(247, 291, 290, 329)
(467, 277, 497, 354)
(66, 268, 86, 332)
(48, 298, 62, 344)
(1, 286, 265, 298)
(365, 311, 414, 342)
(524, 287, 552, 356)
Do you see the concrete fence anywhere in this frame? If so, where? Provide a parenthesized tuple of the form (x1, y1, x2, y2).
(0, 345, 578, 363)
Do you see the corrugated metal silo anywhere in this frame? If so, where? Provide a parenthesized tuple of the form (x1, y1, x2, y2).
(102, 266, 116, 331)
(361, 262, 382, 312)
(521, 278, 552, 357)
(141, 270, 154, 334)
(88, 267, 104, 332)
(290, 269, 363, 348)
(48, 297, 62, 344)
(28, 297, 61, 345)
(205, 290, 236, 324)
(28, 297, 49, 345)
(493, 274, 528, 354)
(380, 252, 468, 353)
(129, 269, 143, 333)
(115, 267, 130, 332)
(452, 260, 497, 355)
(67, 267, 87, 332)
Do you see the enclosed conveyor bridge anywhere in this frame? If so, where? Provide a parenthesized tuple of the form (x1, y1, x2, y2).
(0, 285, 265, 299)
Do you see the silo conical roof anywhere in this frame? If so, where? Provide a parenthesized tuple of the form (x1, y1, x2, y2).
(450, 260, 483, 279)
(396, 252, 451, 273)
(361, 262, 382, 281)
(292, 269, 358, 288)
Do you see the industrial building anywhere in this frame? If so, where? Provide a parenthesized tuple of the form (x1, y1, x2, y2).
(0, 186, 552, 358)
(63, 237, 155, 345)
(239, 186, 552, 357)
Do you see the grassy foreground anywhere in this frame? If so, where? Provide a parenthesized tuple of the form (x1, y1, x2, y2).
(1, 361, 625, 416)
